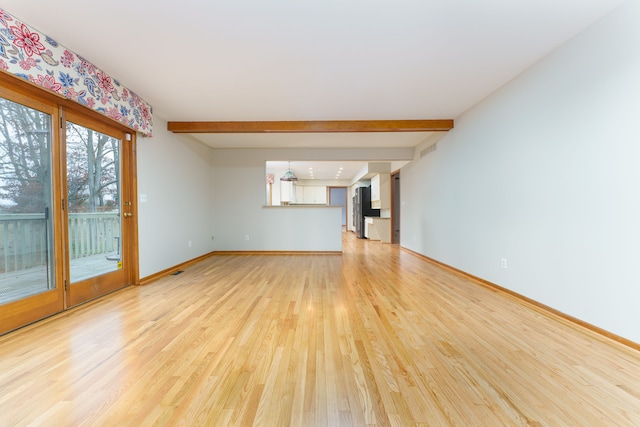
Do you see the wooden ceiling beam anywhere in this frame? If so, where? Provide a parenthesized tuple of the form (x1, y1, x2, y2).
(167, 119, 453, 133)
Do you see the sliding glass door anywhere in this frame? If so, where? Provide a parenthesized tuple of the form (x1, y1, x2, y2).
(0, 88, 64, 332)
(0, 80, 137, 334)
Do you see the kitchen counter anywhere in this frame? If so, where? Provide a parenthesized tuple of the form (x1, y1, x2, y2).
(257, 204, 342, 252)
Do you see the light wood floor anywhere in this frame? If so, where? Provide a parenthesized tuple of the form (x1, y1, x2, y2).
(1, 233, 639, 426)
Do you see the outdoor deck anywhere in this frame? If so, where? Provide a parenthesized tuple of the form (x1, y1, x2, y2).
(0, 253, 119, 305)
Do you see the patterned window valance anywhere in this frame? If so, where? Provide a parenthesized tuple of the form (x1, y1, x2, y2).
(0, 8, 153, 136)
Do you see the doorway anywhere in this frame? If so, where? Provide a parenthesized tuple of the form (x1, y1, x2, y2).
(328, 187, 348, 228)
(391, 170, 400, 244)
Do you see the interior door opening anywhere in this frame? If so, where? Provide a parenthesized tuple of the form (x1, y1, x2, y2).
(391, 170, 400, 244)
(329, 187, 348, 228)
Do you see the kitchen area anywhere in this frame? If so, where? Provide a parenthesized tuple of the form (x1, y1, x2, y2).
(266, 161, 394, 244)
(353, 170, 392, 244)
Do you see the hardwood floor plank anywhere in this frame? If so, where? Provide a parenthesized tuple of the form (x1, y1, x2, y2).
(1, 233, 640, 426)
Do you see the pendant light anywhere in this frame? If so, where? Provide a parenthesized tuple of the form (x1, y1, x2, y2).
(280, 161, 298, 182)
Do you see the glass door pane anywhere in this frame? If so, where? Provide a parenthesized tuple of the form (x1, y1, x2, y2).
(0, 97, 54, 305)
(66, 122, 121, 283)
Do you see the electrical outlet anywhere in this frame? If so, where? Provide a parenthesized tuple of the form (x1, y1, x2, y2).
(188, 240, 192, 248)
(245, 235, 250, 241)
(501, 258, 507, 269)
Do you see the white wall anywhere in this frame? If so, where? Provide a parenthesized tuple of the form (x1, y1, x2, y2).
(401, 0, 640, 343)
(136, 116, 214, 278)
(212, 162, 342, 251)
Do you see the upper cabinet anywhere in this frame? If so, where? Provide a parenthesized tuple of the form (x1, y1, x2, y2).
(293, 185, 327, 204)
(371, 173, 390, 209)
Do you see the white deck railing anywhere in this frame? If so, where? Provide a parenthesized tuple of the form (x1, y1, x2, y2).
(0, 212, 120, 273)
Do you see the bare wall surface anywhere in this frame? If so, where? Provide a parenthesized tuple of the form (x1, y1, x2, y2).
(136, 116, 214, 278)
(401, 0, 640, 343)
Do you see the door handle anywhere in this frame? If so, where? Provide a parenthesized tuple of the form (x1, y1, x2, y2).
(124, 212, 133, 217)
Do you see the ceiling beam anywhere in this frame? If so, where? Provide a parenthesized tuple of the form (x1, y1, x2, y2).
(167, 119, 454, 133)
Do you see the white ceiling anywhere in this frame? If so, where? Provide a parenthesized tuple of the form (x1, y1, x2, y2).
(1, 0, 625, 156)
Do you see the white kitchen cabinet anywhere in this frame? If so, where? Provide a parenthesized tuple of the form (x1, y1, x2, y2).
(365, 217, 391, 243)
(371, 175, 380, 201)
(304, 186, 327, 204)
(280, 181, 293, 203)
(294, 185, 304, 203)
(371, 173, 390, 209)
(293, 185, 327, 204)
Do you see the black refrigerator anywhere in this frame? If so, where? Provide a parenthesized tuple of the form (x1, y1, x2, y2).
(353, 186, 380, 239)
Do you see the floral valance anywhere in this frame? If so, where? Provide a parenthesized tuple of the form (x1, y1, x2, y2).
(0, 8, 153, 136)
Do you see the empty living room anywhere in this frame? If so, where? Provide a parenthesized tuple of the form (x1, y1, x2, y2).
(1, 0, 640, 425)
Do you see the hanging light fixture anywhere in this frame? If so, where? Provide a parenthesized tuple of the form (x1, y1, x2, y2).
(280, 161, 298, 182)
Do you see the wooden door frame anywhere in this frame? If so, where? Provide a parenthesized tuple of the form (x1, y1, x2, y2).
(128, 133, 140, 286)
(0, 77, 65, 334)
(62, 108, 138, 307)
